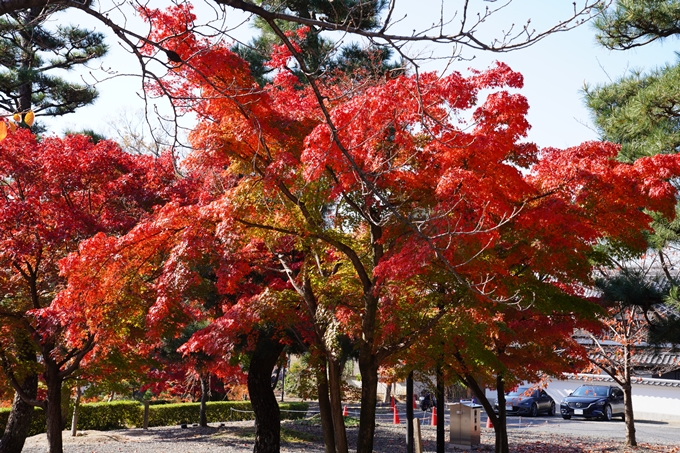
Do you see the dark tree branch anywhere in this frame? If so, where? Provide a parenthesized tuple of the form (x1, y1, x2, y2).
(0, 351, 45, 408)
(57, 333, 95, 380)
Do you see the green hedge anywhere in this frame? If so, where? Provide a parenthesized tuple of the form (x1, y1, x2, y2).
(72, 401, 143, 430)
(145, 401, 308, 427)
(0, 406, 46, 437)
(1, 400, 308, 433)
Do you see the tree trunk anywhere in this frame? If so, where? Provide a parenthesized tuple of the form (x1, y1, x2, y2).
(71, 385, 82, 437)
(355, 223, 382, 453)
(435, 367, 445, 453)
(327, 357, 348, 453)
(316, 360, 337, 453)
(17, 8, 38, 114)
(383, 381, 392, 404)
(356, 353, 379, 453)
(622, 344, 637, 448)
(623, 384, 636, 446)
(492, 375, 509, 453)
(45, 369, 64, 453)
(0, 372, 38, 453)
(199, 373, 209, 427)
(247, 336, 284, 453)
(406, 372, 414, 453)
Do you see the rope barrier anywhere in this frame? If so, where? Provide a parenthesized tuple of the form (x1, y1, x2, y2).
(229, 408, 253, 413)
(228, 407, 321, 414)
(227, 406, 436, 421)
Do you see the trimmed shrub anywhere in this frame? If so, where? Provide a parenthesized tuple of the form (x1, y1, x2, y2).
(0, 406, 46, 436)
(69, 401, 143, 430)
(146, 401, 308, 427)
(1, 400, 308, 432)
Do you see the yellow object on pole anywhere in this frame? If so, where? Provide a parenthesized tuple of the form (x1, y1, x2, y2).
(24, 111, 35, 127)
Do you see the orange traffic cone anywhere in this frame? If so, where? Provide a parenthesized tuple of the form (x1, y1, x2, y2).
(431, 406, 437, 426)
(413, 395, 417, 409)
(393, 405, 400, 424)
(486, 415, 494, 428)
(343, 406, 348, 416)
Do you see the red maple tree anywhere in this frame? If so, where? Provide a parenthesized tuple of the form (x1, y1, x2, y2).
(46, 5, 680, 453)
(55, 186, 318, 448)
(124, 6, 680, 453)
(0, 129, 177, 453)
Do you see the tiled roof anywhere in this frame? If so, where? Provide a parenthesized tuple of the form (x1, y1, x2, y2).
(633, 352, 680, 367)
(564, 373, 680, 388)
(572, 334, 680, 369)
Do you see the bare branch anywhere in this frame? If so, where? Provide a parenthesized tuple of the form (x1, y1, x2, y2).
(214, 0, 606, 53)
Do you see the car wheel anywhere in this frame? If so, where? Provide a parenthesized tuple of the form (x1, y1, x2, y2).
(529, 403, 538, 417)
(562, 415, 571, 420)
(602, 405, 612, 421)
(548, 402, 555, 416)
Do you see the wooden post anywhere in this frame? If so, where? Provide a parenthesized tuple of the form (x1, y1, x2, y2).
(143, 400, 150, 429)
(413, 418, 423, 453)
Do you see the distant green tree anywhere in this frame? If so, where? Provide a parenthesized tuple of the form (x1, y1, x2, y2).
(585, 64, 680, 161)
(585, 1, 680, 161)
(585, 0, 680, 255)
(584, 0, 680, 353)
(63, 128, 106, 143)
(0, 6, 107, 124)
(233, 0, 398, 87)
(595, 0, 680, 50)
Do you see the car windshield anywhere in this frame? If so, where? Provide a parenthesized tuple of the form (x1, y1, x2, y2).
(572, 386, 609, 397)
(506, 387, 535, 397)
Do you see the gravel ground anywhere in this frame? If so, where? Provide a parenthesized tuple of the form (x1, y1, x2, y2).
(21, 420, 677, 453)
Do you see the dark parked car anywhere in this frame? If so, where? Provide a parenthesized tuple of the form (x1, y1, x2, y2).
(560, 384, 625, 421)
(493, 386, 556, 416)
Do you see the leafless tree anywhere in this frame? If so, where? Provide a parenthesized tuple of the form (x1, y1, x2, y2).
(577, 252, 680, 447)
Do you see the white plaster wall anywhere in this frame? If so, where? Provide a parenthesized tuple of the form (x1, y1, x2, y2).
(375, 381, 427, 399)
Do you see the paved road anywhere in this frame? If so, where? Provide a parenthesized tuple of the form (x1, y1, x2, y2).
(360, 404, 680, 446)
(486, 414, 680, 446)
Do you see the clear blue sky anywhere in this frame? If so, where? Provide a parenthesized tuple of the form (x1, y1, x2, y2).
(44, 0, 680, 149)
